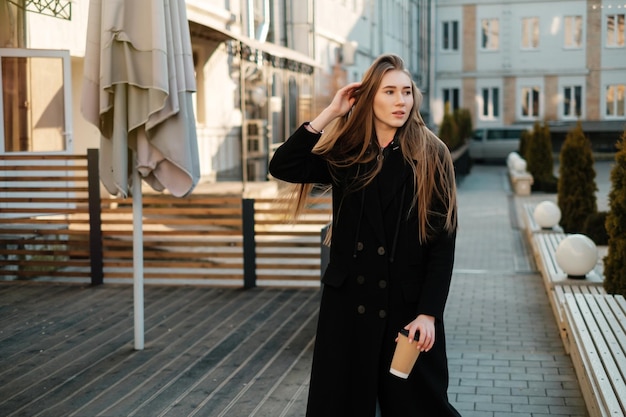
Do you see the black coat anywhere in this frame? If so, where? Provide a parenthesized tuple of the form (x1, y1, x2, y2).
(269, 124, 460, 417)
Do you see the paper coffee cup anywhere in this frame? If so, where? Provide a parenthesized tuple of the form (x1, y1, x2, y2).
(390, 329, 420, 379)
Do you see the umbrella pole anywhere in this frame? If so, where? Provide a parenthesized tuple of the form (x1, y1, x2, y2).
(132, 154, 145, 350)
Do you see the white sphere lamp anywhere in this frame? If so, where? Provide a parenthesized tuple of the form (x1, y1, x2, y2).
(507, 152, 520, 169)
(555, 234, 598, 279)
(512, 158, 527, 173)
(533, 201, 561, 229)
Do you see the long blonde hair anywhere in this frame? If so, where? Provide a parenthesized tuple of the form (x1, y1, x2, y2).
(290, 54, 457, 243)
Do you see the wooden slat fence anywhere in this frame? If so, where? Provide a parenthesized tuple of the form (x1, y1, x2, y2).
(0, 153, 93, 281)
(0, 150, 331, 287)
(253, 195, 331, 285)
(99, 194, 246, 284)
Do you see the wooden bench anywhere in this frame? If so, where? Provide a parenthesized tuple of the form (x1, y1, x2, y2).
(509, 171, 533, 195)
(563, 292, 626, 417)
(529, 231, 604, 352)
(507, 153, 533, 195)
(552, 285, 606, 353)
(520, 201, 625, 416)
(531, 232, 603, 289)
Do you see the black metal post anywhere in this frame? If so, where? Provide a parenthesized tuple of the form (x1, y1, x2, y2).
(87, 149, 103, 285)
(242, 198, 257, 289)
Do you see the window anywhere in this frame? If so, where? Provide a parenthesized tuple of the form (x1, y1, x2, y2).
(486, 129, 524, 140)
(521, 17, 540, 49)
(564, 15, 583, 48)
(606, 84, 625, 117)
(521, 86, 541, 118)
(1, 50, 72, 153)
(442, 20, 459, 51)
(607, 14, 625, 47)
(563, 85, 582, 118)
(481, 18, 499, 50)
(442, 88, 460, 112)
(481, 87, 500, 119)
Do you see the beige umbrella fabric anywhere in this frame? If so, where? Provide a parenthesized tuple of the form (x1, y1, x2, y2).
(81, 0, 200, 198)
(81, 0, 200, 350)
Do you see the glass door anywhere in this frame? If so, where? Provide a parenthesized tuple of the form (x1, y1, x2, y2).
(0, 48, 74, 217)
(0, 48, 73, 154)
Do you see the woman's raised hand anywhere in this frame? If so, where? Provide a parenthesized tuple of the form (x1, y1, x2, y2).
(307, 82, 361, 134)
(328, 82, 361, 117)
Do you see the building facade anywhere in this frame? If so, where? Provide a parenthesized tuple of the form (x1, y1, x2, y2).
(0, 0, 431, 185)
(433, 0, 626, 146)
(3, 1, 625, 183)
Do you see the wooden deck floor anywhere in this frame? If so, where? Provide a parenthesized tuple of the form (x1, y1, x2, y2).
(0, 283, 319, 417)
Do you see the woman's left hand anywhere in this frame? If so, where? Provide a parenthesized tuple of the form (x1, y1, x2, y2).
(402, 314, 435, 352)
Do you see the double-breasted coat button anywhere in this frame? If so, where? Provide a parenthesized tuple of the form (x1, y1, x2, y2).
(356, 275, 365, 284)
(357, 305, 366, 314)
(378, 310, 387, 318)
(377, 246, 385, 255)
(357, 242, 364, 251)
(378, 280, 387, 289)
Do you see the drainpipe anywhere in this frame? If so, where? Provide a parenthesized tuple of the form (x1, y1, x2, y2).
(310, 0, 315, 57)
(246, 0, 270, 42)
(429, 0, 437, 127)
(241, 56, 248, 190)
(245, 0, 254, 38)
(369, 0, 375, 57)
(378, 0, 383, 54)
(256, 0, 270, 42)
(310, 0, 316, 112)
(273, 0, 283, 44)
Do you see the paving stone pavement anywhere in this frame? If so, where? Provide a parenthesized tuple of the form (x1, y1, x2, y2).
(444, 164, 589, 417)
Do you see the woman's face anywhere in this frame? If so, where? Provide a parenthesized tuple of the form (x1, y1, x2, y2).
(372, 70, 414, 139)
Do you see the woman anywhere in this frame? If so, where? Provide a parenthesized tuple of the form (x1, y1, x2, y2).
(269, 54, 460, 417)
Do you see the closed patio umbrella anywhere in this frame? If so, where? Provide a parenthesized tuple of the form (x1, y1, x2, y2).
(81, 0, 200, 350)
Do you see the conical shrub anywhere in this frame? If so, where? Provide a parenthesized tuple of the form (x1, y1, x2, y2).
(438, 103, 459, 150)
(519, 129, 531, 160)
(557, 121, 597, 233)
(453, 108, 473, 144)
(604, 129, 626, 296)
(527, 122, 557, 191)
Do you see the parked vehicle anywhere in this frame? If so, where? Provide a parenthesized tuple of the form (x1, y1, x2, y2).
(469, 127, 530, 161)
